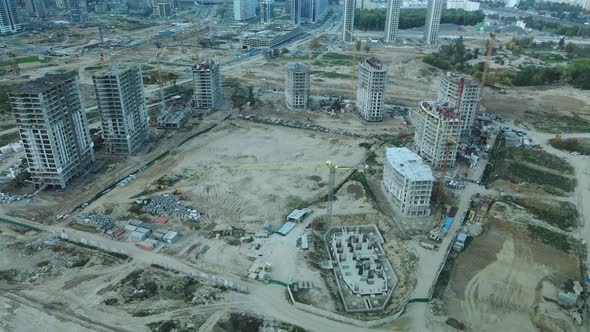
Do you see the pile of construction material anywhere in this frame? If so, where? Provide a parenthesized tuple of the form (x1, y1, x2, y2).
(79, 213, 113, 230)
(141, 194, 201, 220)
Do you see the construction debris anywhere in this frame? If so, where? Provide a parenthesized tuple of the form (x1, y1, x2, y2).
(79, 213, 113, 230)
(141, 194, 201, 220)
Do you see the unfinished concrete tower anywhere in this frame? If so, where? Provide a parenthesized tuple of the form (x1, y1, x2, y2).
(356, 57, 387, 122)
(9, 74, 95, 189)
(423, 0, 443, 45)
(285, 62, 309, 110)
(438, 72, 481, 133)
(192, 60, 223, 110)
(383, 147, 434, 216)
(93, 64, 149, 155)
(413, 101, 462, 169)
(384, 0, 402, 43)
(342, 0, 355, 42)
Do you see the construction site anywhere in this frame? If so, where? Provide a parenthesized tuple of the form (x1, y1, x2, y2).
(0, 1, 589, 331)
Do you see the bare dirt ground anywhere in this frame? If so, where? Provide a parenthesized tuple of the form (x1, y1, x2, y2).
(481, 86, 590, 133)
(438, 215, 580, 332)
(91, 119, 369, 226)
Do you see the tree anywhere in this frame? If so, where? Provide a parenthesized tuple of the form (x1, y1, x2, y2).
(354, 39, 361, 51)
(281, 48, 289, 54)
(308, 38, 322, 50)
(558, 37, 565, 51)
(566, 59, 590, 89)
(362, 42, 371, 52)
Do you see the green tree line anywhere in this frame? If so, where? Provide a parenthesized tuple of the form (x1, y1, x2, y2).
(422, 38, 590, 89)
(354, 8, 485, 31)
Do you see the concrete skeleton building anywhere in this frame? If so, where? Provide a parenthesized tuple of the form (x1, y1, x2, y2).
(92, 64, 150, 155)
(0, 0, 19, 34)
(192, 60, 223, 110)
(342, 0, 355, 42)
(384, 0, 402, 43)
(234, 0, 256, 21)
(284, 62, 310, 110)
(383, 147, 434, 217)
(423, 0, 444, 45)
(9, 74, 95, 189)
(260, 0, 274, 24)
(437, 72, 481, 133)
(356, 57, 388, 122)
(413, 101, 462, 169)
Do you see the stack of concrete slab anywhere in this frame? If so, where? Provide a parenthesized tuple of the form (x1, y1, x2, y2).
(142, 194, 201, 220)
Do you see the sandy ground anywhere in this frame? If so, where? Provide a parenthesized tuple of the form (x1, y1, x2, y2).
(440, 217, 580, 332)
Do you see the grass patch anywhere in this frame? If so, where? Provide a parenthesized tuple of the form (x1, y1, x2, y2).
(86, 111, 99, 121)
(0, 132, 20, 146)
(486, 134, 576, 193)
(506, 163, 575, 192)
(310, 70, 351, 79)
(69, 222, 99, 233)
(527, 113, 590, 133)
(285, 195, 308, 211)
(502, 145, 573, 174)
(549, 137, 590, 155)
(0, 56, 51, 68)
(527, 224, 576, 252)
(501, 196, 577, 231)
(317, 52, 353, 66)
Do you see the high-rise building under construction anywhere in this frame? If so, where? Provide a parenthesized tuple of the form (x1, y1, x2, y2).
(193, 60, 223, 110)
(413, 101, 462, 169)
(9, 74, 95, 189)
(356, 57, 388, 122)
(437, 72, 481, 133)
(285, 62, 310, 110)
(93, 64, 150, 155)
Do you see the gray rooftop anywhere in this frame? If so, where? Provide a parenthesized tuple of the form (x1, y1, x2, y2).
(385, 147, 434, 181)
(14, 74, 76, 94)
(285, 62, 308, 73)
(96, 63, 138, 77)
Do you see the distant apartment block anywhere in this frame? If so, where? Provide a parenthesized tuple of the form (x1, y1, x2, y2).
(92, 64, 150, 155)
(0, 0, 19, 34)
(285, 62, 310, 110)
(68, 0, 88, 23)
(9, 75, 95, 189)
(300, 0, 328, 23)
(342, 0, 355, 42)
(234, 0, 256, 21)
(438, 72, 481, 133)
(414, 101, 462, 169)
(445, 0, 480, 11)
(288, 0, 301, 24)
(384, 0, 402, 43)
(356, 57, 388, 122)
(158, 1, 173, 18)
(260, 0, 274, 23)
(423, 0, 443, 45)
(383, 147, 434, 216)
(25, 0, 47, 18)
(193, 60, 223, 110)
